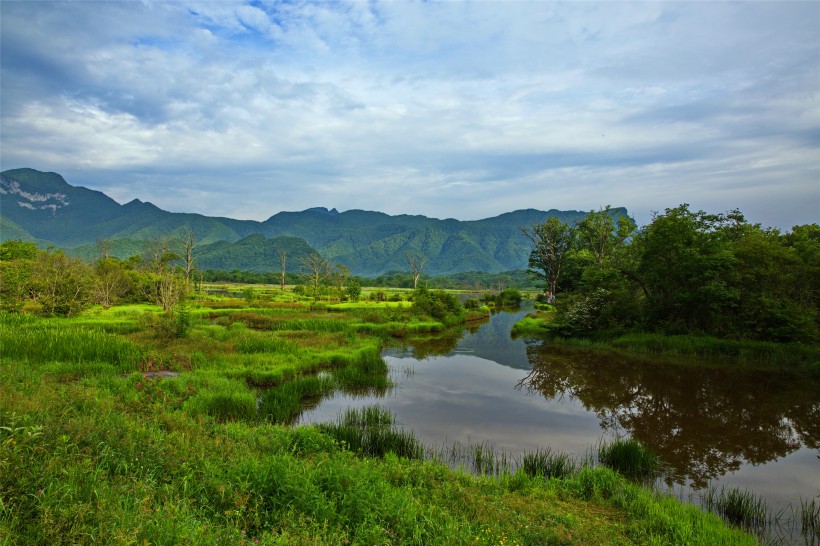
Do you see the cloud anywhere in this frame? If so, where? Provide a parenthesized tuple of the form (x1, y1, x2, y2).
(1, 0, 817, 229)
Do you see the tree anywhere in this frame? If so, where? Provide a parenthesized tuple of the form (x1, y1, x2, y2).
(143, 238, 179, 274)
(178, 230, 198, 285)
(631, 205, 736, 334)
(576, 206, 636, 267)
(301, 252, 330, 300)
(28, 250, 94, 316)
(347, 277, 362, 302)
(330, 263, 350, 301)
(522, 217, 576, 296)
(406, 251, 427, 289)
(0, 240, 38, 261)
(278, 248, 288, 291)
(93, 258, 131, 309)
(149, 270, 188, 312)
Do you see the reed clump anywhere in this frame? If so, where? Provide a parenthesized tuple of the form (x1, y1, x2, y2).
(597, 437, 661, 481)
(317, 406, 424, 460)
(702, 485, 769, 532)
(521, 447, 576, 479)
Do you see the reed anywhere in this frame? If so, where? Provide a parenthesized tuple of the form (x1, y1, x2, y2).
(317, 406, 424, 460)
(521, 447, 576, 479)
(597, 437, 661, 481)
(701, 485, 768, 531)
(799, 496, 819, 538)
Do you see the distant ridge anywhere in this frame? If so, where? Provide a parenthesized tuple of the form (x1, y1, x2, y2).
(0, 168, 629, 276)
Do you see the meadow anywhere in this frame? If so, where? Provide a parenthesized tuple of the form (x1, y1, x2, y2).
(0, 285, 763, 544)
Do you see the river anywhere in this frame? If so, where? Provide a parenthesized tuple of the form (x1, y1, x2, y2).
(298, 305, 820, 542)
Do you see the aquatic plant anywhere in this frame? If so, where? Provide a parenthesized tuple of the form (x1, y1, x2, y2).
(521, 447, 576, 479)
(597, 437, 661, 481)
(702, 485, 768, 531)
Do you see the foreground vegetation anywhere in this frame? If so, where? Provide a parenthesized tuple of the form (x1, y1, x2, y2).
(0, 289, 758, 545)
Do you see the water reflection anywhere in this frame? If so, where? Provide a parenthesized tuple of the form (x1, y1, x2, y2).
(519, 341, 820, 488)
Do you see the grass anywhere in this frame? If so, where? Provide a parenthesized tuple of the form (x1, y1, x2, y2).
(521, 447, 576, 479)
(597, 438, 662, 482)
(0, 295, 763, 546)
(317, 406, 425, 460)
(701, 485, 769, 532)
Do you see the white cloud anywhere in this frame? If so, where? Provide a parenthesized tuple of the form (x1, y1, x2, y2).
(1, 0, 817, 229)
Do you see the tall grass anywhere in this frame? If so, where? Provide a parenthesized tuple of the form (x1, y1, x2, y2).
(597, 437, 661, 481)
(0, 314, 147, 371)
(521, 447, 576, 479)
(317, 406, 424, 460)
(701, 485, 769, 532)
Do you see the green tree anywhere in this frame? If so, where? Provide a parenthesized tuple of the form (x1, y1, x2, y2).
(93, 258, 132, 309)
(576, 206, 636, 267)
(28, 250, 94, 316)
(631, 205, 737, 334)
(522, 217, 576, 296)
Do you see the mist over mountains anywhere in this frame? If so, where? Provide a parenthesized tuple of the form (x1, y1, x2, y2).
(0, 168, 625, 276)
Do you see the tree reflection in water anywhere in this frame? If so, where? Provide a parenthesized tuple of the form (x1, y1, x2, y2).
(518, 341, 819, 488)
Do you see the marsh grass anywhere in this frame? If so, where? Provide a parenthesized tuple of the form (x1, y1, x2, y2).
(318, 406, 424, 459)
(799, 497, 819, 539)
(0, 313, 147, 371)
(597, 437, 661, 481)
(0, 297, 765, 546)
(521, 447, 576, 479)
(702, 485, 769, 532)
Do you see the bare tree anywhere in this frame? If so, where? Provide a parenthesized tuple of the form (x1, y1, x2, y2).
(179, 229, 198, 284)
(96, 238, 110, 260)
(301, 252, 330, 300)
(406, 251, 427, 289)
(330, 263, 350, 301)
(278, 248, 287, 291)
(144, 238, 178, 274)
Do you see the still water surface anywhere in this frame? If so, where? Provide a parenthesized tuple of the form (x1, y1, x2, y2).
(299, 306, 819, 518)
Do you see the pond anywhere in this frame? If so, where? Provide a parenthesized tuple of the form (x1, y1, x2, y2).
(298, 305, 820, 541)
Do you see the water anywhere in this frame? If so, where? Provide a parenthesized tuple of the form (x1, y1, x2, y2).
(298, 306, 820, 540)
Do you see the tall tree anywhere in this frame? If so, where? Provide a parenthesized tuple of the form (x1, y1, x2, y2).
(301, 252, 330, 300)
(522, 218, 576, 296)
(406, 251, 427, 289)
(179, 230, 198, 284)
(278, 248, 287, 291)
(576, 206, 636, 267)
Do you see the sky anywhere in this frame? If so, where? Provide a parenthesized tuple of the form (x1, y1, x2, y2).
(1, 1, 818, 229)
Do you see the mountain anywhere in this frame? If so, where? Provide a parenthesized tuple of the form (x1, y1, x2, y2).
(0, 168, 629, 276)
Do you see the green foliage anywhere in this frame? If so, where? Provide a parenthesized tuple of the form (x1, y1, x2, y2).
(0, 239, 38, 261)
(411, 286, 463, 321)
(523, 217, 576, 296)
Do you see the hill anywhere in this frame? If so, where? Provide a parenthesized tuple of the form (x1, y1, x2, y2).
(0, 168, 628, 276)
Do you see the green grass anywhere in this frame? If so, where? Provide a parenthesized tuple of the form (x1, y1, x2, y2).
(597, 438, 662, 482)
(0, 297, 761, 546)
(521, 447, 576, 479)
(702, 485, 769, 532)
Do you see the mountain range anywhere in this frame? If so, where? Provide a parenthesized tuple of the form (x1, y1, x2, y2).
(0, 168, 626, 276)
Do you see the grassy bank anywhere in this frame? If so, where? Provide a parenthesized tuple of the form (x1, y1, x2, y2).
(0, 295, 757, 545)
(512, 311, 819, 371)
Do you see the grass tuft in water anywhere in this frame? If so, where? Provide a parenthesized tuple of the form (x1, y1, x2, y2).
(799, 497, 819, 538)
(702, 485, 769, 531)
(317, 406, 424, 460)
(597, 437, 661, 481)
(521, 447, 576, 479)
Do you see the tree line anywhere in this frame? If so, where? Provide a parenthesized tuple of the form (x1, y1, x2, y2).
(524, 205, 818, 343)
